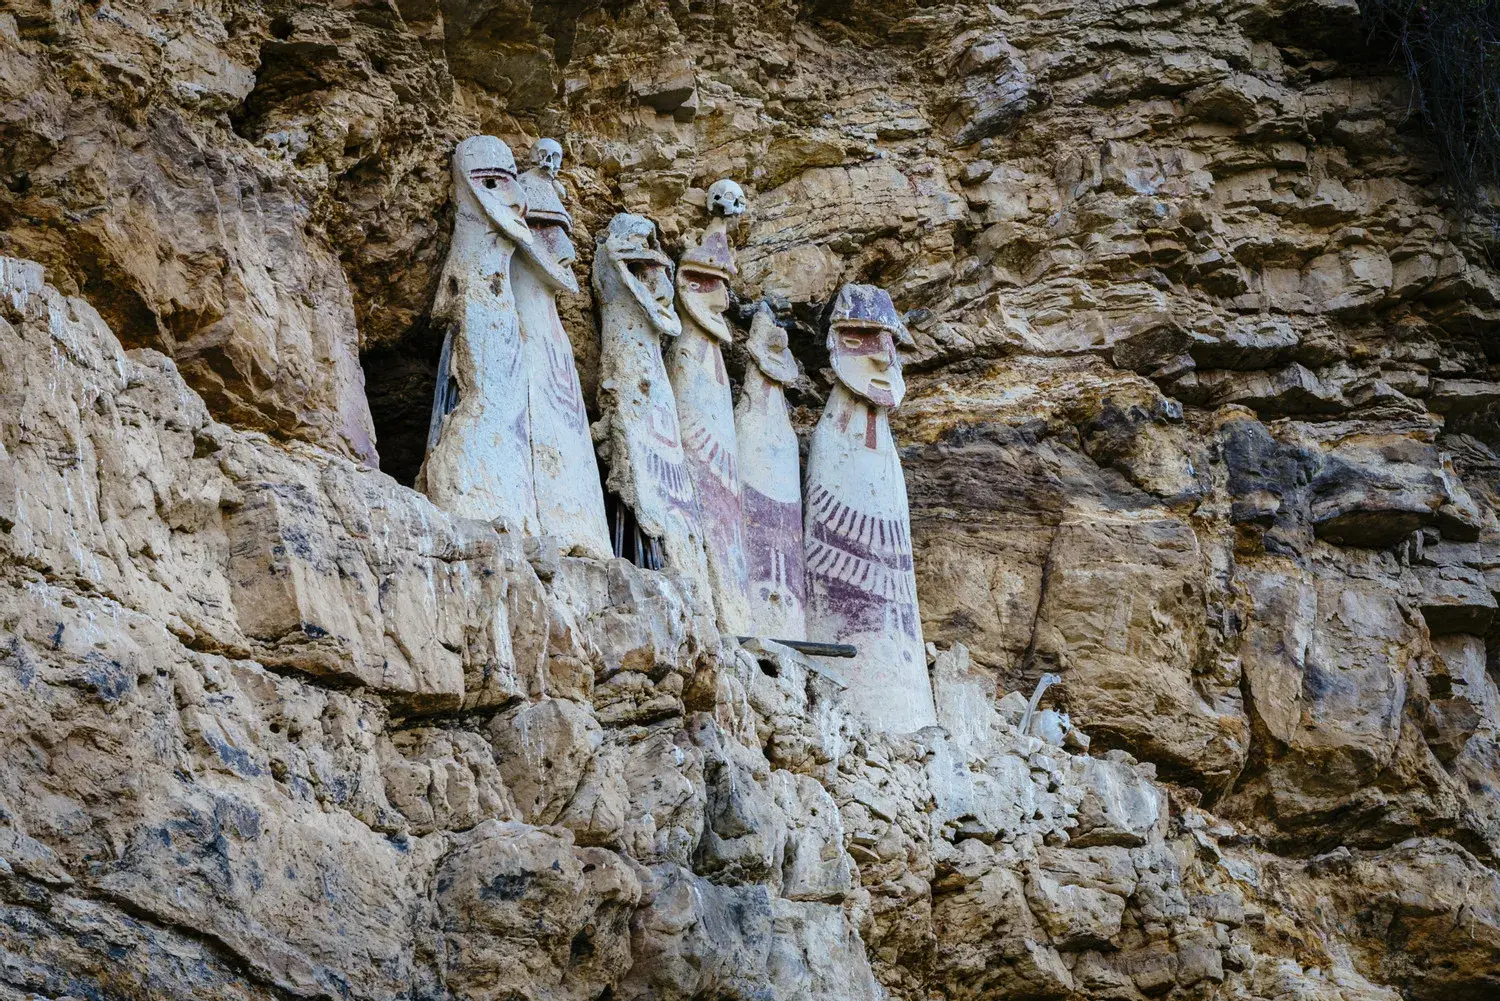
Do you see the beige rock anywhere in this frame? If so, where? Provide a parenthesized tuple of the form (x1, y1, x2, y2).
(1025, 852, 1130, 950)
(619, 864, 774, 1001)
(558, 739, 630, 848)
(620, 728, 707, 866)
(1310, 839, 1500, 998)
(436, 821, 641, 1001)
(0, 78, 379, 468)
(0, 580, 437, 999)
(222, 454, 524, 710)
(2, 255, 534, 713)
(10, 0, 1500, 998)
(1029, 508, 1248, 790)
(487, 698, 601, 827)
(1067, 754, 1166, 849)
(1239, 565, 1317, 746)
(768, 898, 882, 1001)
(1224, 569, 1430, 841)
(1412, 564, 1497, 635)
(930, 839, 1073, 1000)
(692, 715, 787, 885)
(381, 728, 515, 836)
(776, 771, 856, 902)
(1431, 633, 1500, 729)
(553, 557, 706, 726)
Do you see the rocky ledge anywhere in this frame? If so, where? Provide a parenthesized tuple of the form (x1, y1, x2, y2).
(5, 0, 1500, 999)
(3, 248, 1497, 998)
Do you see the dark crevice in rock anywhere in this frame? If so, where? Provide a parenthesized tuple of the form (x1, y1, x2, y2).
(388, 698, 520, 731)
(1012, 525, 1060, 697)
(66, 885, 304, 1001)
(230, 37, 345, 144)
(364, 320, 446, 487)
(530, 0, 612, 68)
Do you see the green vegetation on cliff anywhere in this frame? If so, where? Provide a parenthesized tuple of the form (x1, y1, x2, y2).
(1362, 0, 1500, 211)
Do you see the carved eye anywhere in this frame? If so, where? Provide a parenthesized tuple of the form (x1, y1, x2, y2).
(842, 336, 862, 349)
(484, 178, 497, 189)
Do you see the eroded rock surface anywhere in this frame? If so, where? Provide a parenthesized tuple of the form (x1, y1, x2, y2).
(6, 0, 1500, 999)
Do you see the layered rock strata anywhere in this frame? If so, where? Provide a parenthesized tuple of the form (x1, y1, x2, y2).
(5, 0, 1500, 998)
(5, 250, 1497, 1001)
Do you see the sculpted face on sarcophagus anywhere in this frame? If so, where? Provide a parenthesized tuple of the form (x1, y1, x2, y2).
(592, 213, 713, 605)
(827, 283, 908, 408)
(416, 135, 539, 535)
(512, 138, 612, 560)
(666, 178, 753, 633)
(804, 283, 935, 732)
(515, 139, 578, 295)
(736, 302, 806, 640)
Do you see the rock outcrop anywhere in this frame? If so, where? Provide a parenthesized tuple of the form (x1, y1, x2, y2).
(5, 1, 1500, 999)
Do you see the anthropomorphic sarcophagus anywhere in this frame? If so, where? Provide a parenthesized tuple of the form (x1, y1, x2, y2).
(735, 303, 805, 640)
(666, 180, 752, 632)
(804, 284, 935, 732)
(592, 214, 712, 602)
(418, 135, 538, 533)
(512, 138, 612, 559)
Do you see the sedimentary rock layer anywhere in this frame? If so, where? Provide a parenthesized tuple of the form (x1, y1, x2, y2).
(4, 0, 1500, 998)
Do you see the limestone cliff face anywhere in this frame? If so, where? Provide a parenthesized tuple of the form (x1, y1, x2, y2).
(3, 1, 1500, 999)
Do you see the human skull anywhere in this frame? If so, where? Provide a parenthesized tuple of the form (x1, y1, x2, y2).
(531, 138, 564, 177)
(707, 178, 747, 217)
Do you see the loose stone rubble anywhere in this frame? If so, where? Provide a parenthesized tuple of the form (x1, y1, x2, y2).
(5, 0, 1500, 999)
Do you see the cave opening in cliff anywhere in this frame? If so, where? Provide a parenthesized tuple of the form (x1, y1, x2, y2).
(1360, 0, 1500, 220)
(363, 320, 446, 487)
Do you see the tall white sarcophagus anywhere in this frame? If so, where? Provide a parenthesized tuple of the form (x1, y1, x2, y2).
(418, 135, 538, 534)
(592, 214, 713, 603)
(736, 303, 806, 640)
(667, 180, 753, 632)
(804, 284, 935, 732)
(512, 138, 612, 559)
